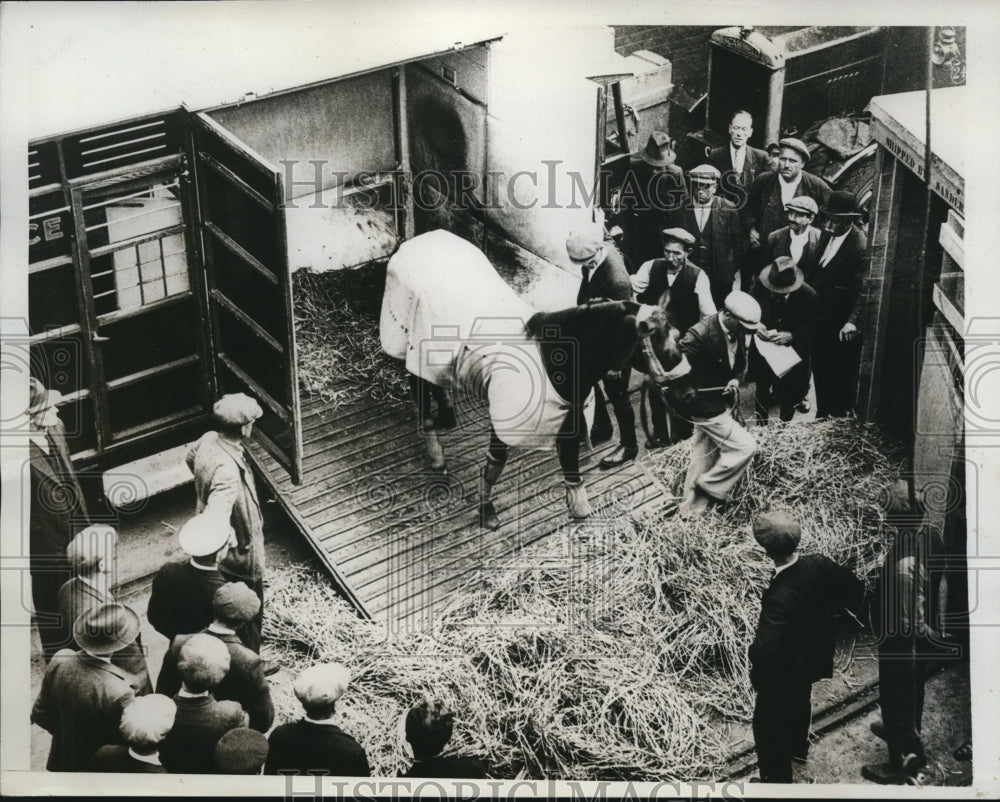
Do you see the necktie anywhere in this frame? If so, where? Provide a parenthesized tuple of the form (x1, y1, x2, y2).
(577, 266, 592, 305)
(820, 236, 837, 268)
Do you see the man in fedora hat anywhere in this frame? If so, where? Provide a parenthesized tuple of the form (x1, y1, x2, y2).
(764, 196, 823, 281)
(708, 110, 770, 205)
(27, 377, 92, 660)
(147, 513, 238, 645)
(32, 603, 141, 771)
(667, 164, 747, 309)
(749, 256, 820, 424)
(186, 392, 267, 651)
(748, 511, 863, 783)
(617, 131, 688, 269)
(565, 225, 639, 467)
(671, 292, 761, 515)
(810, 190, 867, 418)
(56, 525, 152, 694)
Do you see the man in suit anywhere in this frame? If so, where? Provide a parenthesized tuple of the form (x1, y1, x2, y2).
(708, 110, 769, 205)
(742, 138, 832, 285)
(566, 227, 638, 468)
(157, 582, 275, 733)
(32, 603, 140, 771)
(672, 292, 760, 516)
(809, 191, 867, 418)
(749, 257, 820, 424)
(56, 525, 152, 694)
(404, 697, 488, 779)
(748, 511, 864, 783)
(669, 164, 747, 309)
(764, 196, 823, 280)
(618, 131, 688, 269)
(27, 378, 91, 660)
(158, 633, 249, 774)
(264, 663, 371, 777)
(147, 513, 238, 644)
(187, 393, 266, 652)
(85, 694, 176, 773)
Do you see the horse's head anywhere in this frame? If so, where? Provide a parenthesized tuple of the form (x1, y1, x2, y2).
(633, 304, 687, 386)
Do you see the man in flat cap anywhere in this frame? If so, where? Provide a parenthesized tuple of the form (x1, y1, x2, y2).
(27, 377, 92, 660)
(763, 196, 823, 283)
(617, 131, 689, 268)
(809, 190, 867, 419)
(214, 727, 270, 774)
(671, 292, 760, 515)
(86, 694, 176, 773)
(748, 511, 863, 783)
(156, 582, 274, 732)
(186, 392, 266, 652)
(56, 525, 152, 694)
(404, 696, 488, 779)
(264, 663, 371, 777)
(708, 110, 770, 205)
(668, 164, 747, 309)
(565, 226, 639, 468)
(32, 603, 140, 771)
(749, 256, 820, 424)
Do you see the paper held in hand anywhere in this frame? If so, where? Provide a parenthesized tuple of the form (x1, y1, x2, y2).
(754, 333, 802, 378)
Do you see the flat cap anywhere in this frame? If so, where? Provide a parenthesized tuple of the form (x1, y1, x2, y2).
(213, 581, 261, 623)
(177, 512, 234, 557)
(723, 291, 762, 330)
(565, 225, 605, 262)
(660, 227, 696, 247)
(784, 196, 819, 215)
(29, 377, 62, 415)
(66, 525, 118, 572)
(120, 694, 177, 748)
(778, 137, 811, 163)
(753, 511, 802, 556)
(213, 393, 263, 427)
(214, 728, 269, 774)
(178, 632, 231, 679)
(294, 663, 351, 708)
(688, 164, 721, 182)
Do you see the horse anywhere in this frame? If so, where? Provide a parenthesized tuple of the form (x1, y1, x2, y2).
(379, 229, 685, 529)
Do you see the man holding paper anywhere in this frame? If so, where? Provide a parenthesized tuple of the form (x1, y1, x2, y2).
(749, 256, 820, 424)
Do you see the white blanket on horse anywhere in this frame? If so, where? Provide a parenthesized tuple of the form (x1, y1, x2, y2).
(380, 230, 592, 448)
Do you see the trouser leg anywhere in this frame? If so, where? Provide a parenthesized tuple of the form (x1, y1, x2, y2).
(556, 407, 585, 485)
(789, 679, 814, 760)
(690, 414, 757, 501)
(878, 643, 926, 769)
(753, 686, 794, 783)
(590, 383, 612, 434)
(602, 370, 636, 450)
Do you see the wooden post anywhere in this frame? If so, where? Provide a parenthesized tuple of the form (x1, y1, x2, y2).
(395, 66, 415, 241)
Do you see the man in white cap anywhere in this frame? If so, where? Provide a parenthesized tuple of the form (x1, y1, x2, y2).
(763, 195, 823, 281)
(673, 292, 761, 515)
(565, 226, 638, 468)
(186, 393, 266, 651)
(27, 377, 92, 660)
(147, 513, 237, 644)
(85, 694, 176, 773)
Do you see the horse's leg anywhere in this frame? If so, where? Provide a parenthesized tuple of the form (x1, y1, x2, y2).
(479, 426, 508, 530)
(429, 384, 457, 429)
(557, 406, 592, 519)
(409, 374, 446, 471)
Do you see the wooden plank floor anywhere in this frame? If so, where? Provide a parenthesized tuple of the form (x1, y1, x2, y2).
(247, 387, 671, 629)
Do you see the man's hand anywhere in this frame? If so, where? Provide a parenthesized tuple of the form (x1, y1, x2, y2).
(770, 331, 793, 346)
(723, 378, 741, 395)
(839, 322, 859, 342)
(749, 227, 761, 249)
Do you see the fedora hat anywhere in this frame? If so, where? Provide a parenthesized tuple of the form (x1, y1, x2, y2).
(74, 603, 141, 655)
(821, 190, 862, 218)
(638, 132, 676, 167)
(759, 255, 805, 295)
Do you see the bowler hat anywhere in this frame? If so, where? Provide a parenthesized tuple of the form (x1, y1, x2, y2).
(565, 226, 605, 262)
(214, 728, 269, 774)
(784, 196, 819, 216)
(213, 581, 261, 623)
(294, 663, 351, 708)
(661, 227, 696, 247)
(638, 132, 676, 167)
(688, 164, 721, 183)
(28, 377, 62, 415)
(778, 137, 811, 163)
(821, 190, 862, 218)
(766, 141, 781, 154)
(759, 255, 805, 295)
(74, 603, 141, 655)
(212, 393, 263, 427)
(177, 513, 233, 557)
(753, 511, 802, 556)
(723, 291, 762, 330)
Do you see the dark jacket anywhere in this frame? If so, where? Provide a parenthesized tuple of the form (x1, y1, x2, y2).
(742, 170, 832, 242)
(749, 554, 864, 690)
(750, 283, 820, 361)
(637, 259, 705, 334)
(765, 225, 823, 278)
(577, 244, 634, 305)
(708, 143, 770, 203)
(871, 526, 946, 648)
(159, 694, 247, 774)
(31, 649, 136, 771)
(676, 314, 747, 419)
(156, 629, 274, 732)
(404, 755, 489, 779)
(806, 225, 867, 335)
(85, 745, 168, 773)
(667, 197, 746, 294)
(147, 560, 228, 642)
(29, 422, 90, 564)
(264, 719, 371, 777)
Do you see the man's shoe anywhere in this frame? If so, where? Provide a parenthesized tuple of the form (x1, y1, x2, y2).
(869, 721, 886, 741)
(479, 501, 500, 531)
(590, 426, 613, 446)
(599, 446, 638, 469)
(797, 399, 811, 413)
(861, 762, 907, 785)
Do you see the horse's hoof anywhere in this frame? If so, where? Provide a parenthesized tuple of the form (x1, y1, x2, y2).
(564, 480, 593, 519)
(428, 462, 449, 476)
(479, 502, 500, 530)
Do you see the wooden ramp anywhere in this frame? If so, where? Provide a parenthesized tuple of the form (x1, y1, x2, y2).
(247, 389, 670, 629)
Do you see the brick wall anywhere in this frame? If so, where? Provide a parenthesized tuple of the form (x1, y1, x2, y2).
(613, 26, 718, 96)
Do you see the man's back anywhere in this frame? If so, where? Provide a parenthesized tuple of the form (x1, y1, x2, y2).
(264, 719, 370, 776)
(148, 561, 226, 641)
(159, 694, 246, 774)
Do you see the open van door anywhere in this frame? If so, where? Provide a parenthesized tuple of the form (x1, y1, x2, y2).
(189, 111, 303, 484)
